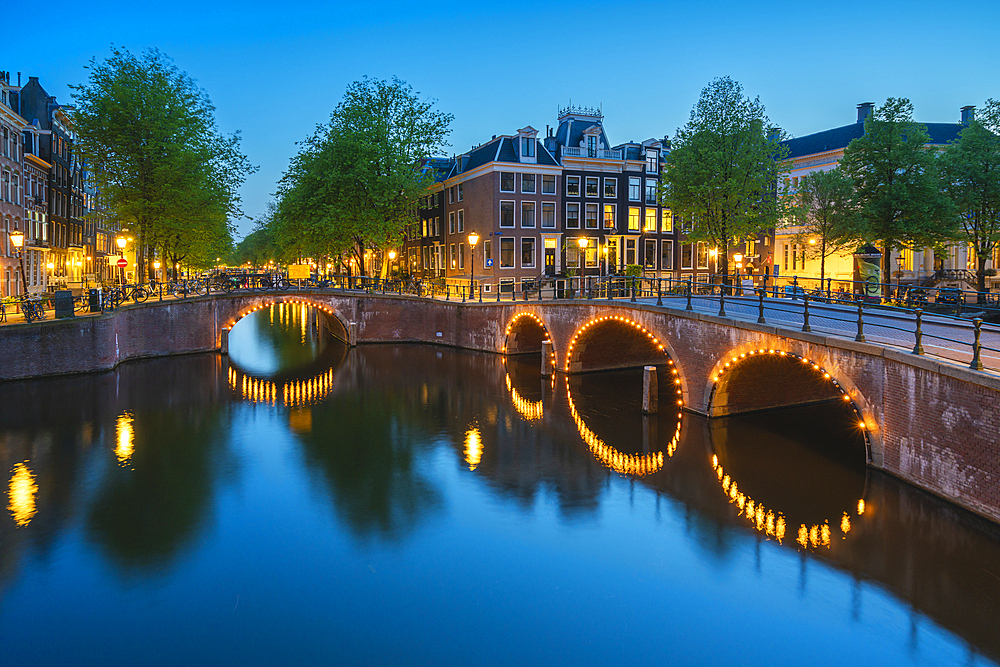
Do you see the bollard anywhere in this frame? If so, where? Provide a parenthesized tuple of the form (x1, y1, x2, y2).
(718, 283, 726, 317)
(642, 366, 658, 414)
(802, 295, 812, 332)
(348, 322, 358, 347)
(757, 288, 766, 324)
(462, 284, 466, 303)
(541, 340, 553, 376)
(446, 285, 450, 301)
(220, 328, 230, 355)
(855, 304, 866, 342)
(912, 309, 925, 355)
(971, 318, 985, 371)
(479, 284, 483, 303)
(686, 280, 693, 311)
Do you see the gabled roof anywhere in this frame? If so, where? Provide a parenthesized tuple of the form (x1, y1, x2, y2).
(783, 122, 963, 159)
(554, 116, 611, 155)
(458, 135, 560, 172)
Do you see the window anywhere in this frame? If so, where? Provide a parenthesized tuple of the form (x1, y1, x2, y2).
(522, 173, 536, 193)
(697, 242, 709, 269)
(645, 208, 656, 232)
(500, 172, 515, 192)
(566, 203, 580, 228)
(500, 201, 515, 227)
(783, 243, 789, 272)
(566, 175, 580, 197)
(484, 240, 492, 266)
(457, 210, 464, 233)
(433, 217, 440, 236)
(541, 202, 555, 228)
(521, 201, 536, 228)
(604, 204, 616, 229)
(628, 207, 641, 232)
(458, 183, 464, 201)
(522, 137, 535, 157)
(585, 246, 598, 268)
(661, 240, 674, 270)
(450, 244, 457, 269)
(681, 244, 693, 270)
(500, 238, 515, 268)
(662, 209, 673, 233)
(566, 246, 579, 268)
(448, 187, 455, 204)
(459, 243, 465, 269)
(449, 211, 456, 234)
(587, 135, 597, 157)
(542, 174, 555, 194)
(433, 192, 439, 206)
(629, 177, 641, 201)
(521, 238, 535, 268)
(422, 246, 429, 270)
(747, 238, 756, 257)
(604, 178, 617, 198)
(585, 177, 599, 197)
(646, 150, 658, 173)
(645, 180, 657, 205)
(626, 239, 636, 265)
(680, 215, 693, 233)
(645, 240, 657, 269)
(585, 203, 599, 229)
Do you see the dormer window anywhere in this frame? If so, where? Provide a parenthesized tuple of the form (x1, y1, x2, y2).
(521, 137, 534, 158)
(646, 150, 658, 173)
(587, 136, 596, 158)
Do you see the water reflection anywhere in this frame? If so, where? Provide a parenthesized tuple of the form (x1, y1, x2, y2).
(228, 303, 331, 375)
(8, 462, 37, 527)
(115, 412, 134, 466)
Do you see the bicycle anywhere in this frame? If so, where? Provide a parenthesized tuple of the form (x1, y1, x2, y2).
(18, 296, 45, 323)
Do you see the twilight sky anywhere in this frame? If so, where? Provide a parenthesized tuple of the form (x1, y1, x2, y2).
(15, 0, 1000, 237)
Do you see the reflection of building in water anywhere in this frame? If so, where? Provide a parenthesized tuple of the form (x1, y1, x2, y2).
(711, 454, 866, 549)
(566, 377, 679, 476)
(8, 462, 38, 527)
(228, 367, 337, 407)
(505, 374, 543, 421)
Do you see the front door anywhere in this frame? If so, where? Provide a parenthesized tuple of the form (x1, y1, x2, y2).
(545, 248, 556, 275)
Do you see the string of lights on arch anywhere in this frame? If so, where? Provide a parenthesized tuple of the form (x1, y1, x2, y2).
(564, 315, 684, 409)
(225, 298, 345, 339)
(501, 312, 555, 367)
(227, 366, 336, 407)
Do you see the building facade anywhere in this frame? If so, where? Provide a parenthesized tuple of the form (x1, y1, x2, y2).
(0, 71, 26, 296)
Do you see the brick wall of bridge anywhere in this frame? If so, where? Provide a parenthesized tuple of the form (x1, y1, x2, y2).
(0, 292, 997, 525)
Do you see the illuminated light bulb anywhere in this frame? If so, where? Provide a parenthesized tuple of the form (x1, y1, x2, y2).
(712, 455, 718, 467)
(797, 524, 809, 548)
(857, 499, 865, 515)
(840, 513, 851, 535)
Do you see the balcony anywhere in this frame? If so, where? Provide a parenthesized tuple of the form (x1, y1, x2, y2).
(561, 146, 623, 160)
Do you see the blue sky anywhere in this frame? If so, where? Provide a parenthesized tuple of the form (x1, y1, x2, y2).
(18, 0, 1000, 237)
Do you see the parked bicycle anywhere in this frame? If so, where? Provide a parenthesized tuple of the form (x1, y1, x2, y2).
(18, 295, 45, 323)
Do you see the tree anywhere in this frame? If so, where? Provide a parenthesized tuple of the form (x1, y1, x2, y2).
(939, 100, 1000, 293)
(71, 47, 255, 281)
(276, 77, 452, 276)
(661, 76, 789, 281)
(787, 167, 857, 286)
(839, 98, 956, 293)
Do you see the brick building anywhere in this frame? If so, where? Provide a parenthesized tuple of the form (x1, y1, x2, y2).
(0, 71, 26, 296)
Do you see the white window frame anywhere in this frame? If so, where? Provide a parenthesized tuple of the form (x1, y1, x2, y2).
(500, 172, 515, 192)
(585, 177, 599, 198)
(521, 173, 536, 194)
(500, 200, 515, 228)
(541, 202, 556, 228)
(499, 237, 515, 268)
(520, 237, 536, 268)
(521, 201, 536, 228)
(541, 174, 556, 194)
(565, 202, 580, 229)
(661, 240, 674, 271)
(566, 175, 580, 197)
(629, 177, 641, 201)
(604, 178, 617, 198)
(457, 209, 465, 233)
(646, 150, 658, 173)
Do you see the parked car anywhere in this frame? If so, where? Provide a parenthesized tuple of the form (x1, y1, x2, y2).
(781, 285, 806, 298)
(935, 288, 965, 306)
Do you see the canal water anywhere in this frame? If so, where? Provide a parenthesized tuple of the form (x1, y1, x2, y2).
(2, 303, 999, 665)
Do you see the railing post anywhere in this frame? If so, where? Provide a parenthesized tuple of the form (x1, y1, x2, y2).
(657, 277, 663, 306)
(686, 279, 693, 311)
(631, 276, 637, 302)
(446, 284, 450, 301)
(607, 276, 613, 301)
(912, 308, 925, 355)
(496, 283, 501, 302)
(792, 275, 798, 300)
(479, 283, 483, 303)
(757, 288, 765, 324)
(971, 318, 985, 371)
(855, 303, 866, 342)
(802, 294, 812, 332)
(718, 282, 726, 317)
(462, 282, 466, 302)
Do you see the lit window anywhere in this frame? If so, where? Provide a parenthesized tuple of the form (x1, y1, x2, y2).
(628, 207, 640, 232)
(604, 204, 616, 229)
(645, 208, 656, 232)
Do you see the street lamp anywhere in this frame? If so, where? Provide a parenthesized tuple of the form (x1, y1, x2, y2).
(895, 254, 904, 296)
(602, 245, 609, 276)
(9, 231, 25, 295)
(733, 252, 744, 293)
(468, 231, 479, 299)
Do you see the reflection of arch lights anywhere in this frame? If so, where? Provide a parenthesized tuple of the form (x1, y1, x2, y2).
(8, 462, 38, 527)
(564, 315, 683, 407)
(711, 454, 865, 550)
(566, 377, 680, 476)
(505, 374, 543, 421)
(224, 299, 347, 343)
(502, 313, 553, 365)
(227, 366, 337, 407)
(465, 427, 483, 470)
(709, 348, 872, 450)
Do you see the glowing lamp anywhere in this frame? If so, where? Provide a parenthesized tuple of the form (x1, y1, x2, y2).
(388, 250, 397, 260)
(153, 261, 161, 270)
(116, 236, 127, 249)
(10, 231, 23, 248)
(468, 231, 479, 247)
(578, 237, 589, 249)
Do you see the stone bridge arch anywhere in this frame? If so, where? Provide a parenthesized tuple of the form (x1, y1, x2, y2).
(217, 294, 354, 352)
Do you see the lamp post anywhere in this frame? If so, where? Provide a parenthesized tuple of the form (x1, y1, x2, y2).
(602, 245, 608, 276)
(468, 231, 479, 299)
(10, 231, 25, 296)
(116, 236, 127, 286)
(895, 254, 904, 298)
(578, 237, 589, 295)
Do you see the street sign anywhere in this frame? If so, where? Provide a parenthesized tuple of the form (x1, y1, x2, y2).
(485, 258, 493, 267)
(288, 264, 310, 279)
(117, 258, 128, 268)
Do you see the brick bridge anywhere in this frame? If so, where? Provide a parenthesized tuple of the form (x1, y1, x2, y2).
(2, 290, 998, 524)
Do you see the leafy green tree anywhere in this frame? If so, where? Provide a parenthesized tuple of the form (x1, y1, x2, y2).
(939, 100, 1000, 293)
(71, 47, 254, 281)
(840, 98, 956, 292)
(788, 167, 857, 285)
(661, 76, 789, 281)
(276, 77, 452, 275)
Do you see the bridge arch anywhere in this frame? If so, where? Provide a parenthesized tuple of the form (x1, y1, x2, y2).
(220, 296, 352, 348)
(564, 314, 685, 409)
(705, 345, 879, 463)
(502, 312, 552, 357)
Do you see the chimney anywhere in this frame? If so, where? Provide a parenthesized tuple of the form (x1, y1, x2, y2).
(857, 102, 875, 123)
(17, 72, 21, 86)
(961, 105, 975, 125)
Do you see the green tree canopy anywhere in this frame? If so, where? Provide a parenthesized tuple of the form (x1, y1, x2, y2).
(275, 77, 453, 275)
(71, 46, 255, 280)
(661, 76, 789, 278)
(939, 99, 1000, 292)
(839, 98, 956, 289)
(787, 167, 857, 284)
